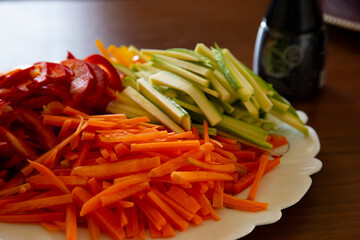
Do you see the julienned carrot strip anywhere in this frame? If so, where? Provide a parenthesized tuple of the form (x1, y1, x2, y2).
(28, 175, 88, 189)
(81, 130, 96, 141)
(214, 146, 238, 162)
(213, 181, 224, 208)
(247, 154, 269, 201)
(0, 193, 72, 214)
(0, 212, 65, 222)
(73, 140, 92, 167)
(0, 183, 31, 197)
(87, 215, 100, 240)
(271, 135, 288, 149)
(72, 156, 160, 179)
(65, 203, 77, 240)
(148, 142, 214, 178)
(162, 222, 175, 238)
(131, 204, 140, 240)
(212, 135, 238, 144)
(231, 150, 256, 161)
(116, 206, 129, 228)
(98, 130, 168, 143)
(150, 188, 194, 221)
(133, 196, 167, 231)
(124, 208, 133, 239)
(72, 187, 125, 240)
(166, 185, 201, 214)
(138, 208, 147, 240)
(80, 175, 149, 216)
(113, 143, 130, 157)
(233, 158, 281, 194)
(100, 182, 150, 208)
(187, 157, 236, 173)
(147, 219, 163, 238)
(131, 140, 200, 152)
(167, 131, 194, 139)
(189, 189, 220, 221)
(223, 193, 268, 212)
(63, 106, 89, 118)
(28, 160, 70, 194)
(190, 213, 204, 226)
(171, 171, 234, 184)
(146, 191, 189, 232)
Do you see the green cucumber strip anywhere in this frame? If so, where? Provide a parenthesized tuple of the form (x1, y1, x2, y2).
(152, 57, 210, 87)
(241, 100, 259, 117)
(210, 100, 225, 114)
(210, 96, 234, 114)
(137, 78, 186, 124)
(162, 88, 178, 99)
(194, 82, 220, 98)
(270, 108, 309, 136)
(270, 97, 290, 113)
(154, 54, 212, 77)
(106, 102, 158, 123)
(141, 49, 199, 61)
(122, 76, 138, 90)
(122, 86, 184, 133)
(223, 48, 273, 112)
(168, 48, 214, 66)
(181, 114, 192, 131)
(194, 43, 217, 64)
(128, 45, 150, 62)
(217, 115, 272, 149)
(173, 98, 203, 114)
(150, 71, 222, 126)
(112, 62, 136, 79)
(208, 72, 231, 102)
(113, 92, 140, 107)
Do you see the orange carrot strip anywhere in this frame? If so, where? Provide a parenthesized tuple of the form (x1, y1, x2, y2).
(271, 135, 288, 149)
(81, 130, 96, 141)
(72, 156, 160, 179)
(171, 171, 234, 184)
(167, 131, 194, 139)
(98, 130, 168, 143)
(247, 154, 269, 201)
(28, 175, 88, 190)
(131, 204, 140, 240)
(0, 183, 31, 197)
(131, 140, 200, 152)
(150, 188, 194, 221)
(65, 203, 77, 240)
(213, 181, 224, 208)
(191, 126, 200, 140)
(28, 160, 70, 194)
(113, 143, 130, 157)
(72, 187, 125, 240)
(146, 190, 189, 232)
(0, 193, 72, 214)
(210, 152, 234, 164)
(138, 207, 147, 240)
(187, 157, 236, 173)
(113, 172, 150, 184)
(87, 215, 100, 240)
(188, 189, 220, 221)
(87, 178, 103, 195)
(147, 218, 163, 238)
(223, 193, 268, 211)
(70, 133, 80, 150)
(0, 212, 64, 223)
(73, 141, 92, 168)
(203, 120, 210, 143)
(62, 106, 89, 118)
(116, 200, 134, 208)
(80, 175, 149, 216)
(134, 196, 167, 231)
(190, 213, 204, 226)
(40, 221, 63, 232)
(233, 158, 280, 194)
(148, 142, 214, 178)
(214, 146, 238, 162)
(124, 208, 134, 239)
(162, 222, 175, 238)
(166, 185, 201, 214)
(212, 135, 238, 144)
(231, 150, 256, 161)
(116, 206, 128, 228)
(100, 182, 150, 208)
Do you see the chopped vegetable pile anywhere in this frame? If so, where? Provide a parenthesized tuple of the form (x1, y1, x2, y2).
(0, 41, 302, 240)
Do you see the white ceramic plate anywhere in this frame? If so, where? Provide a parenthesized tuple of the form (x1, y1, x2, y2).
(0, 111, 322, 240)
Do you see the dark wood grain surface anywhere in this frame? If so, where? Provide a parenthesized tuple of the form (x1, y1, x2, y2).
(1, 0, 359, 239)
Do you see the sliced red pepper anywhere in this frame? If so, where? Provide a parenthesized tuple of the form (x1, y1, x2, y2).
(0, 125, 38, 160)
(61, 59, 95, 104)
(32, 84, 72, 105)
(84, 54, 122, 91)
(67, 51, 76, 59)
(18, 95, 57, 109)
(0, 66, 33, 89)
(0, 141, 11, 158)
(85, 62, 107, 109)
(13, 107, 58, 150)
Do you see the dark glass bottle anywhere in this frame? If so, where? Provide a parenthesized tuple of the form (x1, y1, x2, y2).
(253, 0, 327, 100)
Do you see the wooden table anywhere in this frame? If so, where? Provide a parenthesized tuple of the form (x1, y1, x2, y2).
(1, 0, 359, 239)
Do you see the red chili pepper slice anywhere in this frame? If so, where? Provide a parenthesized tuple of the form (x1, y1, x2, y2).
(0, 66, 33, 89)
(0, 125, 38, 160)
(84, 54, 122, 91)
(13, 107, 58, 150)
(61, 59, 95, 104)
